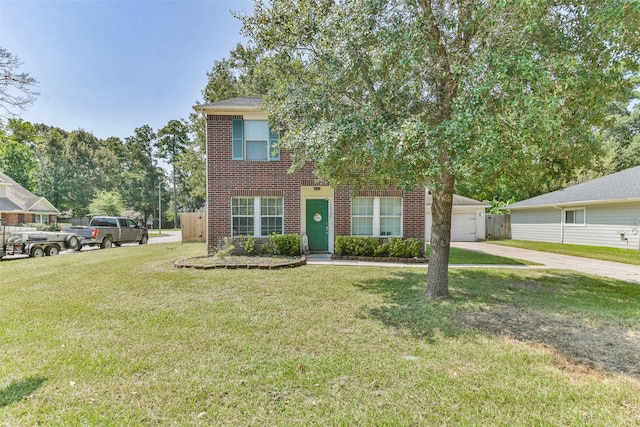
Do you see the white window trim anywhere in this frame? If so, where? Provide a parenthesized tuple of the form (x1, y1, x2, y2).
(35, 214, 49, 224)
(563, 207, 586, 226)
(351, 197, 402, 237)
(231, 197, 284, 237)
(233, 119, 280, 161)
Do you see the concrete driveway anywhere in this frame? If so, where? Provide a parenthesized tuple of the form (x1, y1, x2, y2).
(451, 241, 640, 284)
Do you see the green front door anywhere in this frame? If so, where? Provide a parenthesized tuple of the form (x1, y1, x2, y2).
(306, 199, 329, 252)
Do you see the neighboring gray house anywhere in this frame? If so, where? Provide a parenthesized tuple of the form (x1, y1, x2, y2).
(508, 166, 640, 249)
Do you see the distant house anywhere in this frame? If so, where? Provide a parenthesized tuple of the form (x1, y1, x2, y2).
(0, 171, 60, 226)
(194, 97, 487, 253)
(508, 166, 640, 249)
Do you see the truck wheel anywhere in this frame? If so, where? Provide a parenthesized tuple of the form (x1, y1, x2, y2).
(30, 247, 45, 258)
(101, 237, 112, 249)
(66, 235, 80, 251)
(140, 235, 148, 245)
(46, 245, 60, 256)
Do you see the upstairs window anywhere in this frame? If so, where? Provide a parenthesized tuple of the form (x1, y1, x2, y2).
(564, 208, 585, 225)
(232, 119, 279, 161)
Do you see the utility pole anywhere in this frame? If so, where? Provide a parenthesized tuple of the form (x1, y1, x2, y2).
(158, 180, 162, 236)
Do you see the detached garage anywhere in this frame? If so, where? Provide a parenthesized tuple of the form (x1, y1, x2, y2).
(425, 194, 489, 242)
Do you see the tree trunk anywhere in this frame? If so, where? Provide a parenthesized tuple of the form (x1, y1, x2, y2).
(426, 168, 455, 300)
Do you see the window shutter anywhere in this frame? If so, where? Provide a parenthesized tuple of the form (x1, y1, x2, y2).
(232, 119, 244, 160)
(269, 126, 280, 160)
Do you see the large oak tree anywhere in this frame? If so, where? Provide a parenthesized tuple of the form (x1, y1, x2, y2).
(241, 0, 640, 299)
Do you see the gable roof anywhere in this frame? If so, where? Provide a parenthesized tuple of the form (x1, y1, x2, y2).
(508, 166, 640, 210)
(0, 171, 60, 215)
(426, 193, 489, 208)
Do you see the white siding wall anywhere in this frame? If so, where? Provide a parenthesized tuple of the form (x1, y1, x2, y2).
(563, 202, 640, 249)
(425, 207, 486, 242)
(510, 209, 562, 243)
(511, 202, 640, 249)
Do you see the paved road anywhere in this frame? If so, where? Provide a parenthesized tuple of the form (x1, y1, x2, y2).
(451, 241, 640, 284)
(148, 230, 182, 244)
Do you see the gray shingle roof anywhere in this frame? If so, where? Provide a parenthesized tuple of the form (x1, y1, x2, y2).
(0, 171, 60, 214)
(426, 193, 489, 207)
(508, 166, 640, 209)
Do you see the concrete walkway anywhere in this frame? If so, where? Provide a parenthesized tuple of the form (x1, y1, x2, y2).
(306, 242, 640, 285)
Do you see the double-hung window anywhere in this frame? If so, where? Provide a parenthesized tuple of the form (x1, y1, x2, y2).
(232, 119, 279, 161)
(35, 214, 49, 224)
(351, 197, 402, 237)
(564, 208, 585, 225)
(232, 197, 283, 237)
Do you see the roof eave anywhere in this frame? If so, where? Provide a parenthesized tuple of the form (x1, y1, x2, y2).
(509, 197, 640, 210)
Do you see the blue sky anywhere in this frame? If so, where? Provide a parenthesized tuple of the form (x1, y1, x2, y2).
(0, 0, 254, 140)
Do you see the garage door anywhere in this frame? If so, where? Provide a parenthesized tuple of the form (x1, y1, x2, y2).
(424, 211, 479, 242)
(451, 212, 477, 241)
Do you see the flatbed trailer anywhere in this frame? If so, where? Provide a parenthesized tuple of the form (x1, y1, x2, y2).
(4, 231, 81, 258)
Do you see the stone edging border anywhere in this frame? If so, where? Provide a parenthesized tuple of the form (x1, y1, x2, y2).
(174, 256, 307, 270)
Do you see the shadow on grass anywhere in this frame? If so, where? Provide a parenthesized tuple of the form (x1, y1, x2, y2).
(354, 270, 464, 342)
(355, 268, 640, 378)
(0, 376, 46, 408)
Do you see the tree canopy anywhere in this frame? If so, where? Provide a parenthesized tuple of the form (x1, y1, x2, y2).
(241, 0, 640, 299)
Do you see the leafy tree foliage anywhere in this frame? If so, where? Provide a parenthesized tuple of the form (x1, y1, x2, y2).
(157, 119, 190, 228)
(242, 0, 640, 299)
(121, 125, 165, 221)
(0, 121, 170, 222)
(0, 48, 38, 118)
(600, 100, 640, 174)
(0, 119, 37, 191)
(88, 191, 126, 217)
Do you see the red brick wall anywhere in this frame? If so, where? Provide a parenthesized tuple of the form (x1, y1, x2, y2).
(207, 115, 317, 252)
(206, 114, 426, 253)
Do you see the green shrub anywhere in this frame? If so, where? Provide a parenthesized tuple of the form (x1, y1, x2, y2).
(387, 238, 423, 258)
(335, 236, 378, 256)
(336, 236, 424, 258)
(241, 236, 257, 255)
(269, 234, 301, 256)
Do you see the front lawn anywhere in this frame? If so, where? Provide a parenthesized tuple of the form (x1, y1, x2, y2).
(490, 239, 640, 266)
(1, 243, 638, 425)
(427, 245, 533, 265)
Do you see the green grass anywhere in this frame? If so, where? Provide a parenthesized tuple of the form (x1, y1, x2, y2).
(489, 239, 640, 266)
(426, 244, 532, 265)
(1, 243, 639, 425)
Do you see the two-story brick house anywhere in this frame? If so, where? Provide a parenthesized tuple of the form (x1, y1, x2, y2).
(195, 97, 490, 252)
(194, 97, 430, 254)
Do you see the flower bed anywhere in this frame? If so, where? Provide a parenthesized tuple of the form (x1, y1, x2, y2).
(174, 255, 306, 270)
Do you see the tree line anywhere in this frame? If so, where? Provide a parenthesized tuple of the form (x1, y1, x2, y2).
(0, 117, 205, 226)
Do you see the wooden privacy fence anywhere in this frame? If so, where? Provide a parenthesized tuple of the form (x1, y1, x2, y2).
(485, 214, 511, 240)
(181, 212, 206, 243)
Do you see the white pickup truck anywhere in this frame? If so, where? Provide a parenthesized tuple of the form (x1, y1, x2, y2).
(60, 216, 149, 249)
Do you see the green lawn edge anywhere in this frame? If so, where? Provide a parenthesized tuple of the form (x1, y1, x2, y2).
(488, 239, 640, 266)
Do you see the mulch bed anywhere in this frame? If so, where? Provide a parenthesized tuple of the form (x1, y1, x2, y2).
(174, 255, 306, 270)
